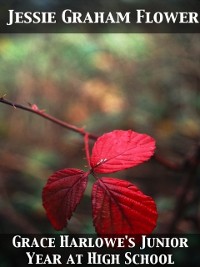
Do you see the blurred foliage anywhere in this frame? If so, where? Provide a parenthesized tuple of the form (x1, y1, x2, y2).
(0, 34, 200, 234)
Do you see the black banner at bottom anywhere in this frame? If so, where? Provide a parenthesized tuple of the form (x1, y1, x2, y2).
(0, 234, 199, 266)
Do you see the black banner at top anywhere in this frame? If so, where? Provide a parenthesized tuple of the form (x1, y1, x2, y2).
(0, 0, 199, 33)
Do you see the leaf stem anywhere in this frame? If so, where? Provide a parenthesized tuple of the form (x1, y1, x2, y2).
(84, 133, 91, 168)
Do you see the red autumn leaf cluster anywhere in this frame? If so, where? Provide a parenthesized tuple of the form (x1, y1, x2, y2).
(42, 130, 158, 235)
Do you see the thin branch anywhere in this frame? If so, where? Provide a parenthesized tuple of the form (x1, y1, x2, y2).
(167, 167, 197, 233)
(0, 97, 188, 171)
(167, 144, 200, 233)
(0, 97, 97, 140)
(154, 153, 187, 171)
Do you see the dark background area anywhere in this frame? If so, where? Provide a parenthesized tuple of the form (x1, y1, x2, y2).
(0, 34, 199, 235)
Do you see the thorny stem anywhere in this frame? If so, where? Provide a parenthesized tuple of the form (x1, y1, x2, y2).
(0, 97, 97, 141)
(0, 97, 192, 171)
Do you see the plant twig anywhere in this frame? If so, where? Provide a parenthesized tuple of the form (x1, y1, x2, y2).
(154, 153, 187, 171)
(167, 144, 200, 233)
(0, 97, 97, 140)
(0, 97, 188, 172)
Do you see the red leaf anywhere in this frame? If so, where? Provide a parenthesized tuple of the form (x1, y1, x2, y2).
(90, 130, 156, 173)
(42, 168, 88, 230)
(92, 177, 157, 235)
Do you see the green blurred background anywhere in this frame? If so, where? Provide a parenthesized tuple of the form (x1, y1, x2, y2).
(0, 34, 199, 234)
